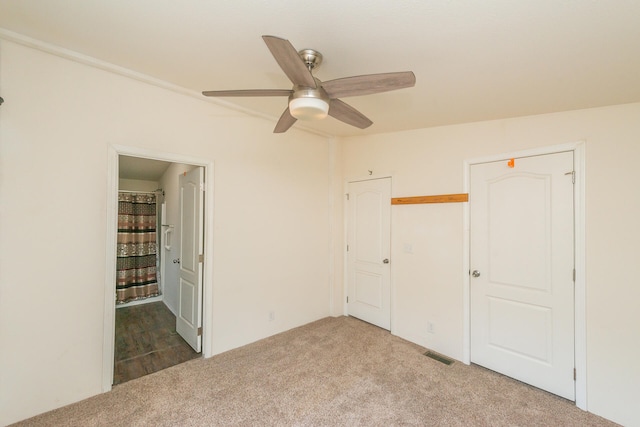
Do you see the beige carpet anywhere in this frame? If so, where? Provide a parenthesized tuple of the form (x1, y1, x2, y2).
(14, 316, 617, 426)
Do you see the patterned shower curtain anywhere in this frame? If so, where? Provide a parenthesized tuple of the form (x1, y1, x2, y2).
(116, 192, 160, 304)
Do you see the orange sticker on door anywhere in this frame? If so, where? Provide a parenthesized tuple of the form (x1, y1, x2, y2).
(507, 158, 515, 168)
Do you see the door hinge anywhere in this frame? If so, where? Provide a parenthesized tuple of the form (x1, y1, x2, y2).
(346, 296, 349, 303)
(198, 327, 203, 336)
(346, 244, 349, 252)
(565, 171, 575, 184)
(199, 254, 204, 263)
(346, 193, 350, 200)
(574, 368, 576, 380)
(200, 182, 206, 191)
(573, 268, 576, 282)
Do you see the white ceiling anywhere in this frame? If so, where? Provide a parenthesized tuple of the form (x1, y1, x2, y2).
(1, 0, 639, 137)
(119, 156, 171, 181)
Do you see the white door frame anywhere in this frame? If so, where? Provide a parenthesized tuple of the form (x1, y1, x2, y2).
(343, 174, 395, 333)
(102, 144, 215, 392)
(462, 141, 586, 410)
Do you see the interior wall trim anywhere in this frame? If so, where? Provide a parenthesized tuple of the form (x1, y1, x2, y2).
(103, 144, 215, 393)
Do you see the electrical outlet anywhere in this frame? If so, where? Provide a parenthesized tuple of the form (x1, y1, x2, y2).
(427, 322, 435, 334)
(269, 311, 275, 321)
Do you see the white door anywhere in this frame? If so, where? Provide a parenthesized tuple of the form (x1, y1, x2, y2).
(346, 178, 391, 330)
(177, 167, 204, 352)
(470, 152, 575, 400)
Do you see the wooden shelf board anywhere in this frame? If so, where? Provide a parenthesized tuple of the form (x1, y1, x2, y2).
(391, 193, 469, 205)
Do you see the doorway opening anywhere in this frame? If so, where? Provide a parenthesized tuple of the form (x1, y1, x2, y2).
(103, 145, 214, 391)
(114, 155, 202, 384)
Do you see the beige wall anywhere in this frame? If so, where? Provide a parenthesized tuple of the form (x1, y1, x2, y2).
(0, 40, 332, 425)
(340, 103, 640, 426)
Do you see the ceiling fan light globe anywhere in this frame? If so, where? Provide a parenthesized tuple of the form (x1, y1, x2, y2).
(289, 97, 329, 120)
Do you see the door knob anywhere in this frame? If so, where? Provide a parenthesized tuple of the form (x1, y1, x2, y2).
(383, 259, 390, 264)
(471, 270, 480, 277)
(173, 259, 180, 264)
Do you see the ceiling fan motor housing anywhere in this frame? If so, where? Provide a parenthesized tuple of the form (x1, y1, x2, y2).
(289, 77, 330, 120)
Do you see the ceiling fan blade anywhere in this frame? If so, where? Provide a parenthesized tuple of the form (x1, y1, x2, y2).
(202, 89, 292, 97)
(322, 71, 416, 98)
(262, 35, 317, 88)
(273, 107, 297, 133)
(328, 99, 373, 129)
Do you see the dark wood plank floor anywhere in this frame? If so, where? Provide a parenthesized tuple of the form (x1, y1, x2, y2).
(114, 301, 200, 385)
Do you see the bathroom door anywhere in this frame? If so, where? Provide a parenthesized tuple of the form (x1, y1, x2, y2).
(176, 167, 204, 352)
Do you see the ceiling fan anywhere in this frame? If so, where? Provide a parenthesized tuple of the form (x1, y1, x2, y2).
(202, 35, 416, 133)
